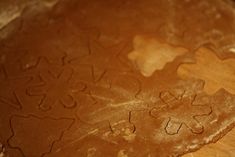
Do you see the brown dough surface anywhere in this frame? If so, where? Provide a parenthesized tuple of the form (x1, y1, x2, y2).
(1, 0, 235, 156)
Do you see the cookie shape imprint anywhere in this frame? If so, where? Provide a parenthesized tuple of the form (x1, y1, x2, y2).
(7, 115, 74, 157)
(150, 91, 212, 135)
(27, 67, 86, 111)
(69, 40, 132, 82)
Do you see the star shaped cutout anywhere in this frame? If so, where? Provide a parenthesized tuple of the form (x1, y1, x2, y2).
(68, 39, 133, 82)
(27, 67, 86, 111)
(150, 91, 212, 134)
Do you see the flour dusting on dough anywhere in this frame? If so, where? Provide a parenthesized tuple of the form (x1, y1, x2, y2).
(117, 150, 128, 157)
(87, 147, 96, 157)
(0, 6, 21, 30)
(123, 128, 136, 142)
